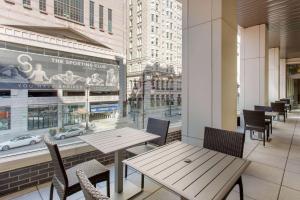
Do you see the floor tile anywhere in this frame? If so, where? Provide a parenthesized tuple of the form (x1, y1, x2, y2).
(225, 191, 255, 200)
(248, 150, 287, 169)
(283, 171, 300, 191)
(254, 143, 290, 158)
(278, 186, 300, 200)
(244, 161, 284, 184)
(241, 175, 280, 200)
(12, 190, 42, 200)
(286, 159, 300, 174)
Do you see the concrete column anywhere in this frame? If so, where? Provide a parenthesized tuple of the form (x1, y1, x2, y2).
(240, 24, 268, 109)
(280, 59, 287, 98)
(182, 0, 237, 145)
(268, 48, 280, 102)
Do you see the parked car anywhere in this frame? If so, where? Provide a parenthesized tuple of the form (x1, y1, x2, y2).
(0, 134, 42, 151)
(80, 122, 96, 130)
(54, 127, 86, 140)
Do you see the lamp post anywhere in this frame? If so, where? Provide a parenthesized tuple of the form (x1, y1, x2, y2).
(85, 84, 90, 131)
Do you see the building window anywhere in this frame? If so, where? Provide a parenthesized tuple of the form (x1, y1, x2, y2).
(89, 1, 95, 28)
(99, 5, 104, 30)
(28, 105, 58, 130)
(23, 0, 31, 7)
(108, 8, 113, 33)
(151, 95, 155, 107)
(0, 107, 10, 131)
(39, 0, 46, 12)
(54, 0, 84, 24)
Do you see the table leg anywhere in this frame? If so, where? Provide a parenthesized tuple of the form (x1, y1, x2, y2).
(115, 150, 123, 193)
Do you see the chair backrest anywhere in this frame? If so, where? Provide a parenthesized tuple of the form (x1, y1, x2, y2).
(76, 169, 110, 200)
(271, 102, 285, 113)
(146, 118, 170, 146)
(280, 98, 290, 104)
(254, 105, 272, 112)
(243, 109, 265, 128)
(203, 127, 245, 158)
(44, 136, 68, 188)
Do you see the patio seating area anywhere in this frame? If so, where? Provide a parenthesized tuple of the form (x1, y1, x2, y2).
(2, 110, 300, 200)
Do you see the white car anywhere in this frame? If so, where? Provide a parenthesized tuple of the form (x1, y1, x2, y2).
(0, 135, 42, 151)
(54, 127, 86, 140)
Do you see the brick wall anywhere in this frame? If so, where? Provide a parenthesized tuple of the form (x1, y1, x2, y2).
(0, 130, 181, 197)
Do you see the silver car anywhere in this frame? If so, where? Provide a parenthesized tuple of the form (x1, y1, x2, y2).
(54, 127, 86, 140)
(0, 135, 42, 151)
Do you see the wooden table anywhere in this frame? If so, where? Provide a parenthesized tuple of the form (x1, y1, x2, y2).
(123, 141, 250, 200)
(79, 127, 160, 193)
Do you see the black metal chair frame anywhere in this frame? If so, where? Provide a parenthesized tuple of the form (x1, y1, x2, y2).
(44, 136, 110, 200)
(280, 98, 291, 112)
(203, 127, 245, 200)
(272, 102, 286, 122)
(243, 110, 270, 146)
(254, 105, 273, 134)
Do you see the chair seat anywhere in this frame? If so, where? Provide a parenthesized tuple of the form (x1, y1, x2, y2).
(126, 144, 157, 155)
(66, 159, 109, 187)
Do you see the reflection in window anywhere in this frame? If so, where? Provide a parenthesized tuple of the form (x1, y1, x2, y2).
(63, 104, 86, 126)
(0, 107, 10, 131)
(28, 105, 58, 130)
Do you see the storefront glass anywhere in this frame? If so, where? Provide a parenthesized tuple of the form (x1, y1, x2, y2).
(0, 107, 10, 130)
(28, 105, 58, 130)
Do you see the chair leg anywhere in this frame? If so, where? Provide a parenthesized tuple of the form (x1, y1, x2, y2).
(49, 183, 54, 200)
(106, 178, 110, 197)
(141, 174, 144, 190)
(263, 131, 265, 146)
(125, 164, 128, 178)
(238, 177, 244, 200)
(271, 121, 272, 134)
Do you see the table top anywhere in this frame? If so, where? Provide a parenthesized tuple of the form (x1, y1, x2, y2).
(123, 141, 250, 200)
(79, 127, 160, 154)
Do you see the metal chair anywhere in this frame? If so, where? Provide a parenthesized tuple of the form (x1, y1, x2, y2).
(203, 127, 245, 200)
(254, 105, 273, 134)
(76, 169, 110, 200)
(44, 136, 110, 200)
(125, 118, 170, 189)
(243, 110, 270, 146)
(280, 98, 292, 112)
(271, 102, 286, 122)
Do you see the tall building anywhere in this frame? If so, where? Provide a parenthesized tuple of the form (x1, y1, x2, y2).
(126, 0, 182, 127)
(0, 0, 127, 137)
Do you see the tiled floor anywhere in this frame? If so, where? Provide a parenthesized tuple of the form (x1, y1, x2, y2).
(2, 111, 300, 200)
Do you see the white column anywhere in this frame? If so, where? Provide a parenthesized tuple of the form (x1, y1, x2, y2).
(280, 59, 287, 98)
(240, 24, 268, 110)
(268, 48, 280, 102)
(182, 0, 237, 145)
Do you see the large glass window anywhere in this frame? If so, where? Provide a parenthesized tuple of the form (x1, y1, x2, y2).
(0, 107, 10, 131)
(99, 5, 104, 30)
(89, 1, 95, 27)
(108, 8, 112, 33)
(39, 0, 46, 12)
(54, 0, 84, 23)
(28, 105, 58, 130)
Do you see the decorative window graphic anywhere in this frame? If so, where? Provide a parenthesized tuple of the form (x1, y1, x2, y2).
(0, 49, 119, 91)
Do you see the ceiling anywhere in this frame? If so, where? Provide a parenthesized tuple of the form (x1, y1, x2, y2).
(238, 0, 300, 59)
